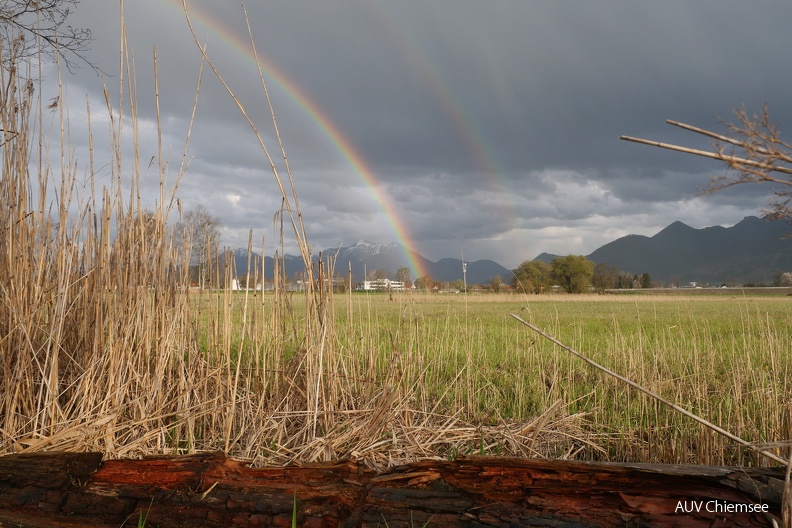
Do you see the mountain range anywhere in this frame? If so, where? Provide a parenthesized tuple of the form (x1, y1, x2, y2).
(535, 216, 791, 285)
(222, 216, 791, 286)
(221, 241, 511, 284)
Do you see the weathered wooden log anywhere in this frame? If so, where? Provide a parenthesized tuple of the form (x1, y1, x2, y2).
(0, 452, 785, 527)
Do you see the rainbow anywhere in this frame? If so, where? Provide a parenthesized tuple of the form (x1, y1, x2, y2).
(360, 2, 519, 226)
(162, 1, 431, 279)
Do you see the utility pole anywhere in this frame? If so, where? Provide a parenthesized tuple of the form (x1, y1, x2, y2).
(461, 252, 467, 294)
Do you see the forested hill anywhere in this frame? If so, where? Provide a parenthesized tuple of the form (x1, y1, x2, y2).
(535, 216, 791, 285)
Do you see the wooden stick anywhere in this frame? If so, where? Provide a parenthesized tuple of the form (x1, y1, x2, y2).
(510, 314, 788, 466)
(665, 119, 767, 152)
(619, 135, 792, 176)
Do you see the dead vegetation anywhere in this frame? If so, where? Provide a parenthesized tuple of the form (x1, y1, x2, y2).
(0, 4, 598, 473)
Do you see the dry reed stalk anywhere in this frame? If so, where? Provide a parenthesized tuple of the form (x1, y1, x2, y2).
(783, 454, 792, 528)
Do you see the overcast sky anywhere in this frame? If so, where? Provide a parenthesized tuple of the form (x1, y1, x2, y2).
(50, 1, 792, 269)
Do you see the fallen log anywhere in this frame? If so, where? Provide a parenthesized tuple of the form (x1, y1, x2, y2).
(0, 452, 785, 527)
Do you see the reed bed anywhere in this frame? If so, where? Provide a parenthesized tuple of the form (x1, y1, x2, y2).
(0, 10, 593, 471)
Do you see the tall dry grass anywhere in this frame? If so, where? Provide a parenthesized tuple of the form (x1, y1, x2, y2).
(0, 7, 587, 470)
(0, 26, 222, 457)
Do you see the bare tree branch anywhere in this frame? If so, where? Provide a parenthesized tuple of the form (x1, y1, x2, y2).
(0, 0, 94, 73)
(713, 106, 792, 222)
(620, 105, 792, 228)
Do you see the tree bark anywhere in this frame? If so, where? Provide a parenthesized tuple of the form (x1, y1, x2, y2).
(0, 451, 785, 527)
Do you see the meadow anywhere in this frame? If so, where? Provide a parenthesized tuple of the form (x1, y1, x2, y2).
(188, 288, 792, 467)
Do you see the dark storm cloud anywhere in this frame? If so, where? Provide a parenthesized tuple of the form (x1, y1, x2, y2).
(56, 1, 792, 268)
(238, 2, 792, 176)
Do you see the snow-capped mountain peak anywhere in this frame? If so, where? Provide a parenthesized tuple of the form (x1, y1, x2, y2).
(333, 240, 395, 260)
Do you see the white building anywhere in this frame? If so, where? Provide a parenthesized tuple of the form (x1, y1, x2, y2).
(361, 278, 405, 291)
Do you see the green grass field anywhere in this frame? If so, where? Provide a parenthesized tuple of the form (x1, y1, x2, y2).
(187, 290, 790, 466)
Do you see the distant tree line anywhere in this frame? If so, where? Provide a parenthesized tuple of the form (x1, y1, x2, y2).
(512, 256, 652, 294)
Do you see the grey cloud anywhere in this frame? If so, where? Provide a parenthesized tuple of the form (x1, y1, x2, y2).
(52, 0, 792, 266)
